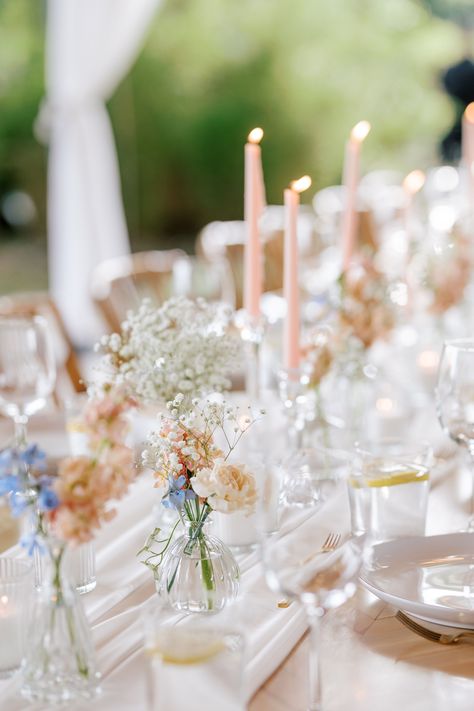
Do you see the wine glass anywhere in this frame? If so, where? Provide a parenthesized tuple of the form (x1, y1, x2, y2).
(436, 338, 474, 531)
(0, 316, 56, 445)
(258, 448, 366, 711)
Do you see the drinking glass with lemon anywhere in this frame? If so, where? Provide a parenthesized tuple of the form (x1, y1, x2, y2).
(349, 437, 433, 541)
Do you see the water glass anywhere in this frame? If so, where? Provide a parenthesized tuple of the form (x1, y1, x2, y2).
(0, 557, 34, 677)
(349, 437, 432, 541)
(0, 316, 56, 445)
(143, 602, 245, 711)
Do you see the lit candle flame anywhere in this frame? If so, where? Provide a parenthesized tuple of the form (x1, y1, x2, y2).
(464, 103, 474, 125)
(350, 120, 371, 143)
(403, 170, 425, 196)
(290, 175, 312, 193)
(247, 127, 264, 144)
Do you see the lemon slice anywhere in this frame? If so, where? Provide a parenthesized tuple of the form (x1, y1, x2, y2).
(350, 462, 429, 489)
(148, 628, 225, 665)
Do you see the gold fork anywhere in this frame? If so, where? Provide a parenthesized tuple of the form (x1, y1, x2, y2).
(277, 532, 342, 608)
(396, 610, 474, 645)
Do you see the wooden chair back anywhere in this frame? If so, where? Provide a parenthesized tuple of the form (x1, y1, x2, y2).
(90, 250, 235, 333)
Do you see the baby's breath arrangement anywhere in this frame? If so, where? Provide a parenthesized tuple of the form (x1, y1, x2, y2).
(96, 297, 241, 404)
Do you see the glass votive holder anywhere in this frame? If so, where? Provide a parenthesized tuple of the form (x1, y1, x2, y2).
(214, 455, 282, 551)
(349, 437, 432, 542)
(280, 446, 348, 508)
(0, 557, 34, 678)
(143, 600, 245, 711)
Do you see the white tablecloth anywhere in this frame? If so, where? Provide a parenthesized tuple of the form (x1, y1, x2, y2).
(0, 397, 467, 711)
(0, 407, 354, 711)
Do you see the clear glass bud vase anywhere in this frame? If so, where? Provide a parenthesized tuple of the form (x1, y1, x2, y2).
(34, 540, 96, 594)
(21, 537, 100, 704)
(156, 519, 240, 613)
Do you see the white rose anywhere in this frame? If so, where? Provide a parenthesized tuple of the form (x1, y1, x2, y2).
(191, 460, 257, 515)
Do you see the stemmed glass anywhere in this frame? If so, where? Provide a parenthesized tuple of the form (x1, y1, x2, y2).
(436, 339, 474, 531)
(258, 450, 366, 711)
(0, 316, 56, 446)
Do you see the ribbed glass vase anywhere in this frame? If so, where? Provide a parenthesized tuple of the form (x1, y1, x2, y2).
(21, 537, 100, 704)
(156, 519, 240, 613)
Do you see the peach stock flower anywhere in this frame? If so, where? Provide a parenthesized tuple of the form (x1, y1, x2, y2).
(47, 413, 136, 545)
(83, 386, 136, 447)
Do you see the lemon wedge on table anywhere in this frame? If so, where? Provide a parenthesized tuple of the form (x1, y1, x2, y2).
(147, 628, 225, 665)
(350, 462, 429, 489)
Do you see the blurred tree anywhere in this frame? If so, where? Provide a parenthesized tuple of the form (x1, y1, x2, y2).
(0, 0, 46, 238)
(0, 0, 462, 258)
(110, 0, 459, 248)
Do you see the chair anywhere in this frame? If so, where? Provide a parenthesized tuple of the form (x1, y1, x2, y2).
(197, 207, 319, 309)
(91, 250, 235, 333)
(0, 292, 86, 403)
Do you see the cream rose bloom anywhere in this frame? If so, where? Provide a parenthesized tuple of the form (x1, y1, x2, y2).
(191, 460, 257, 514)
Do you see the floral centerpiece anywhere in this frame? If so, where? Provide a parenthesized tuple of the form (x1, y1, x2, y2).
(96, 296, 241, 405)
(0, 386, 136, 703)
(301, 260, 394, 386)
(139, 394, 261, 612)
(300, 327, 335, 390)
(299, 260, 395, 436)
(423, 227, 471, 315)
(337, 260, 395, 350)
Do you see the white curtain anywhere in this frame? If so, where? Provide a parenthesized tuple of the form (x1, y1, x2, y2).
(40, 0, 160, 347)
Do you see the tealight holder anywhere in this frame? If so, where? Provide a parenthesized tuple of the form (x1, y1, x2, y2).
(0, 558, 34, 678)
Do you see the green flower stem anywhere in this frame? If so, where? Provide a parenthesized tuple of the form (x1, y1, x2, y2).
(183, 502, 211, 556)
(199, 534, 214, 610)
(51, 546, 90, 679)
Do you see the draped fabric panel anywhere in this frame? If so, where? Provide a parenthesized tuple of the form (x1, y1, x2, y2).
(43, 0, 160, 346)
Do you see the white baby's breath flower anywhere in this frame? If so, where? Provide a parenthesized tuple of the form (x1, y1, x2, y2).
(96, 297, 241, 405)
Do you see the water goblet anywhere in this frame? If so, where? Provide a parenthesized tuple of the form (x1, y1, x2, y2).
(436, 339, 474, 531)
(0, 316, 56, 446)
(258, 451, 365, 711)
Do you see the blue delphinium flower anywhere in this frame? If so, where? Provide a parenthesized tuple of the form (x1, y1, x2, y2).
(20, 531, 46, 557)
(162, 474, 196, 510)
(38, 485, 60, 512)
(20, 444, 46, 471)
(0, 449, 15, 474)
(0, 474, 20, 496)
(9, 490, 29, 517)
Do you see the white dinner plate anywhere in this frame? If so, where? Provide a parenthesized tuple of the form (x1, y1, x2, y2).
(360, 533, 474, 629)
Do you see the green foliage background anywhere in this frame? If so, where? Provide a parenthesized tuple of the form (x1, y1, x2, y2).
(0, 0, 462, 256)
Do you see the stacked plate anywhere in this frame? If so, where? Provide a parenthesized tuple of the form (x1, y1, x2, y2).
(360, 533, 474, 629)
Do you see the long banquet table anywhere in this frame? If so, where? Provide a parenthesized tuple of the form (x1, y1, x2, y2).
(1, 404, 474, 711)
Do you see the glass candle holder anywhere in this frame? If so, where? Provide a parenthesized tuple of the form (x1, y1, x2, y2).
(235, 310, 266, 404)
(277, 367, 312, 451)
(0, 557, 34, 678)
